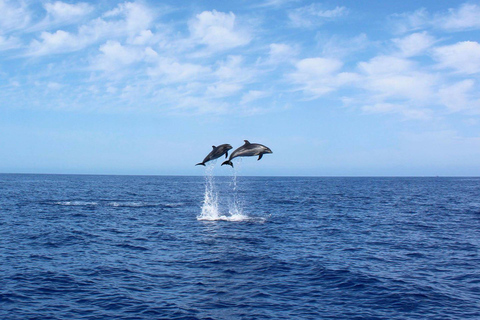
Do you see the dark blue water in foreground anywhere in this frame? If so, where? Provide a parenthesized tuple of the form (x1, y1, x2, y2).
(1, 174, 480, 319)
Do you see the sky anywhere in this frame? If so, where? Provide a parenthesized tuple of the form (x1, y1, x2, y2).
(1, 0, 480, 176)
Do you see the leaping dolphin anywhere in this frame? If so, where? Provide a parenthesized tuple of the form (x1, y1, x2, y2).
(221, 140, 272, 167)
(196, 144, 233, 166)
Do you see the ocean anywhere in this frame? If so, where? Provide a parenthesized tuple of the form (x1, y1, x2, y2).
(1, 172, 479, 319)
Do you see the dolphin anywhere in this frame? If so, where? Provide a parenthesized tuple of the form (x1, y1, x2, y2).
(196, 144, 233, 166)
(221, 140, 272, 167)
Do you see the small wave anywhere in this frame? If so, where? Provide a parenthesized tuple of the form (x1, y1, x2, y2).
(109, 202, 147, 207)
(164, 202, 185, 208)
(55, 201, 97, 206)
(108, 201, 184, 208)
(52, 200, 182, 208)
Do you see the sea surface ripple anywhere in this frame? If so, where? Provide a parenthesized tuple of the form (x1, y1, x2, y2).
(1, 174, 480, 319)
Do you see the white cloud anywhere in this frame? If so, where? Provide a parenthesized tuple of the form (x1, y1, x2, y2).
(105, 1, 155, 39)
(358, 55, 412, 75)
(392, 31, 435, 57)
(44, 1, 93, 23)
(212, 55, 258, 91)
(439, 79, 480, 113)
(0, 0, 31, 32)
(240, 90, 269, 104)
(289, 4, 347, 28)
(433, 41, 480, 74)
(390, 8, 429, 34)
(215, 55, 245, 79)
(290, 57, 357, 97)
(437, 3, 480, 31)
(339, 50, 480, 119)
(392, 3, 480, 33)
(320, 33, 369, 58)
(204, 55, 259, 99)
(29, 30, 86, 55)
(189, 10, 251, 50)
(92, 40, 146, 72)
(206, 83, 242, 98)
(147, 57, 210, 83)
(296, 57, 343, 77)
(362, 103, 432, 120)
(131, 29, 154, 45)
(0, 35, 21, 50)
(267, 43, 297, 64)
(25, 2, 93, 32)
(28, 1, 156, 56)
(99, 40, 140, 64)
(357, 55, 437, 103)
(256, 0, 299, 8)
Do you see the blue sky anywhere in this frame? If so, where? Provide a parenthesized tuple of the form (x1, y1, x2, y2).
(1, 0, 480, 176)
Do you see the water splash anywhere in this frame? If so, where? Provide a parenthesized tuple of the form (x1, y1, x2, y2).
(197, 163, 220, 220)
(228, 165, 244, 217)
(197, 161, 250, 222)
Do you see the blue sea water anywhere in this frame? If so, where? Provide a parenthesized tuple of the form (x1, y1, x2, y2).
(1, 172, 480, 319)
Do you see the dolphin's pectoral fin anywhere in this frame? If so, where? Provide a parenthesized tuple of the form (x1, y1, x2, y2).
(258, 154, 263, 161)
(225, 151, 229, 158)
(195, 162, 205, 166)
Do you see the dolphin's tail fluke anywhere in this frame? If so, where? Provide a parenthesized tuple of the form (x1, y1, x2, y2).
(221, 160, 233, 167)
(195, 162, 206, 166)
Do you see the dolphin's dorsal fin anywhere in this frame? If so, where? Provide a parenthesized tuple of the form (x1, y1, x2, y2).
(212, 145, 216, 149)
(244, 140, 251, 145)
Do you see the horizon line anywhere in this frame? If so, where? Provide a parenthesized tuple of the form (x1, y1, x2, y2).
(1, 172, 479, 178)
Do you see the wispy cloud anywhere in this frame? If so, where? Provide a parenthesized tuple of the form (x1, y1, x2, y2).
(2, 0, 480, 122)
(266, 43, 298, 64)
(319, 33, 369, 58)
(27, 1, 156, 56)
(0, 34, 21, 51)
(240, 90, 270, 105)
(391, 3, 480, 33)
(437, 3, 480, 31)
(361, 103, 433, 120)
(433, 41, 480, 74)
(356, 55, 437, 104)
(255, 0, 299, 9)
(91, 40, 148, 72)
(188, 10, 251, 51)
(290, 57, 359, 98)
(0, 0, 31, 33)
(392, 31, 436, 57)
(439, 79, 480, 113)
(28, 1, 94, 31)
(288, 4, 347, 28)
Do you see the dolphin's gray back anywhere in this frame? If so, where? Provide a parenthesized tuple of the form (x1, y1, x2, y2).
(203, 144, 231, 163)
(230, 143, 268, 160)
